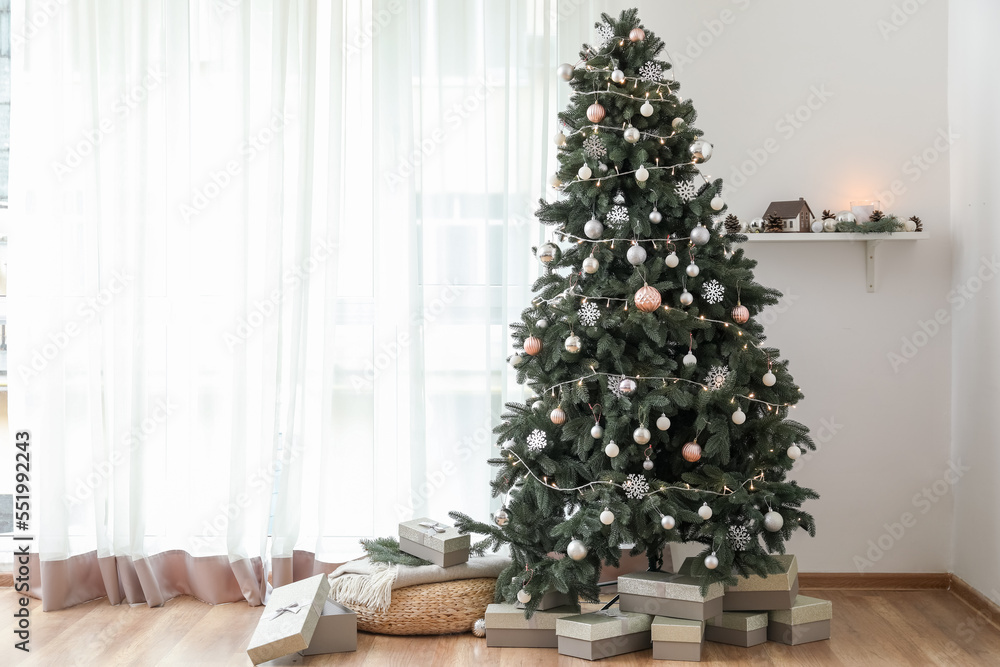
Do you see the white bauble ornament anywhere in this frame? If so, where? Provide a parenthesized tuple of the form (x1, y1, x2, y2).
(536, 319, 548, 329)
(567, 539, 589, 561)
(764, 511, 784, 532)
(557, 63, 574, 81)
(787, 444, 802, 460)
(605, 442, 620, 458)
(583, 256, 599, 274)
(661, 514, 676, 530)
(532, 400, 544, 412)
(698, 503, 713, 520)
(656, 413, 671, 431)
(584, 218, 604, 239)
(686, 262, 700, 277)
(517, 588, 532, 604)
(680, 291, 694, 306)
(762, 371, 776, 387)
(564, 335, 582, 353)
(683, 352, 697, 367)
(665, 252, 680, 268)
(640, 100, 654, 117)
(627, 244, 647, 266)
(591, 423, 604, 439)
(600, 509, 615, 525)
(711, 196, 725, 211)
(649, 208, 662, 224)
(739, 219, 750, 233)
(672, 117, 685, 129)
(599, 163, 609, 172)
(903, 219, 917, 232)
(835, 210, 856, 224)
(611, 69, 626, 84)
(705, 552, 719, 570)
(548, 173, 561, 188)
(509, 354, 523, 368)
(624, 126, 641, 143)
(635, 165, 649, 183)
(732, 408, 746, 425)
(811, 219, 825, 233)
(633, 426, 651, 445)
(578, 165, 592, 180)
(823, 218, 837, 232)
(643, 458, 654, 470)
(554, 131, 567, 147)
(690, 225, 710, 246)
(494, 509, 510, 526)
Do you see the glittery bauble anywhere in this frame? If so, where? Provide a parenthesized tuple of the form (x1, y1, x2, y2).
(682, 442, 702, 462)
(705, 553, 719, 570)
(538, 243, 559, 264)
(635, 285, 661, 312)
(577, 164, 592, 180)
(665, 252, 680, 268)
(690, 224, 710, 246)
(564, 335, 582, 353)
(711, 196, 725, 211)
(524, 336, 542, 356)
(627, 244, 647, 266)
(732, 408, 746, 425)
(764, 511, 784, 532)
(649, 208, 662, 224)
(640, 100, 654, 117)
(732, 304, 750, 324)
(672, 117, 685, 129)
(472, 618, 487, 637)
(583, 256, 599, 274)
(567, 539, 589, 561)
(550, 407, 567, 424)
(633, 426, 651, 445)
(618, 378, 638, 395)
(629, 27, 645, 42)
(689, 139, 713, 163)
(557, 63, 574, 81)
(635, 165, 649, 183)
(686, 262, 700, 277)
(611, 69, 626, 84)
(494, 509, 510, 526)
(587, 103, 606, 123)
(835, 210, 856, 224)
(605, 442, 620, 458)
(661, 514, 676, 530)
(584, 218, 604, 239)
(591, 423, 604, 438)
(698, 503, 713, 520)
(517, 588, 532, 604)
(762, 371, 776, 386)
(624, 126, 640, 143)
(680, 290, 694, 306)
(787, 444, 802, 460)
(683, 352, 697, 367)
(553, 131, 567, 146)
(656, 414, 671, 431)
(600, 509, 615, 525)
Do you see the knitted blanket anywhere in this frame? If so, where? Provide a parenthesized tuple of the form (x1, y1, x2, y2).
(327, 555, 510, 612)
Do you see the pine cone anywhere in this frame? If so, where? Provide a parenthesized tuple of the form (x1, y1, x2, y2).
(821, 209, 835, 221)
(910, 215, 923, 232)
(764, 212, 784, 233)
(724, 214, 742, 234)
(869, 210, 884, 222)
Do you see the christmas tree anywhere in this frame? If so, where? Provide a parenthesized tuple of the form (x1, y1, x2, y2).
(451, 9, 817, 612)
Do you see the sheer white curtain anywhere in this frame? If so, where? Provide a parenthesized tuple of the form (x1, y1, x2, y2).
(9, 0, 556, 609)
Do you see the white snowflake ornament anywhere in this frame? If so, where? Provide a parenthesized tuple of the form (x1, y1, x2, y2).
(638, 61, 663, 82)
(728, 524, 752, 551)
(674, 179, 698, 203)
(607, 374, 626, 398)
(526, 429, 548, 452)
(704, 365, 730, 391)
(702, 279, 725, 304)
(623, 474, 650, 500)
(596, 23, 615, 48)
(583, 134, 607, 159)
(606, 204, 629, 230)
(579, 302, 601, 327)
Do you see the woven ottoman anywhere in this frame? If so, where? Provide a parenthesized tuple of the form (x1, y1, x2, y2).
(346, 577, 495, 635)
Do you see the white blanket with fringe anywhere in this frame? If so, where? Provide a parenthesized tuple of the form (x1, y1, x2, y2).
(327, 555, 510, 613)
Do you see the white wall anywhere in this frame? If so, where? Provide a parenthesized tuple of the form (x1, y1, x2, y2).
(949, 0, 1000, 602)
(560, 0, 953, 573)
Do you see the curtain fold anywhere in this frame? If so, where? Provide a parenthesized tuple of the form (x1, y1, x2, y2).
(10, 0, 555, 610)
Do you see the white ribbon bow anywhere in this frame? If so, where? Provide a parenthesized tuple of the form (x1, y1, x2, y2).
(419, 521, 447, 534)
(268, 601, 307, 620)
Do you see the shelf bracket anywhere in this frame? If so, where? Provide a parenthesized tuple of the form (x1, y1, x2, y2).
(866, 240, 882, 293)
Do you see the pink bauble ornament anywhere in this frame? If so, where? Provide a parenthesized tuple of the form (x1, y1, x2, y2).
(587, 103, 606, 123)
(550, 407, 567, 425)
(524, 336, 543, 356)
(635, 285, 662, 313)
(629, 27, 645, 42)
(682, 442, 702, 463)
(732, 303, 750, 324)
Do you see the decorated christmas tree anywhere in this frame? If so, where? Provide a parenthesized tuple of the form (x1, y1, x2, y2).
(451, 9, 818, 612)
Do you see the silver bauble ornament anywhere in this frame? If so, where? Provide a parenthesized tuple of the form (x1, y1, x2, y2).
(749, 218, 764, 233)
(823, 218, 837, 232)
(564, 335, 582, 353)
(584, 218, 604, 239)
(705, 552, 719, 570)
(567, 539, 588, 561)
(611, 69, 626, 84)
(656, 413, 671, 431)
(686, 262, 700, 277)
(600, 509, 615, 525)
(472, 618, 487, 637)
(711, 196, 725, 211)
(553, 131, 567, 147)
(643, 458, 654, 471)
(640, 100, 654, 117)
(635, 165, 649, 183)
(649, 208, 662, 224)
(762, 371, 776, 387)
(787, 444, 802, 460)
(624, 126, 640, 144)
(627, 244, 647, 266)
(690, 224, 710, 246)
(698, 503, 713, 520)
(680, 291, 694, 306)
(517, 588, 532, 604)
(633, 426, 651, 445)
(672, 117, 685, 129)
(683, 352, 697, 367)
(532, 400, 544, 412)
(578, 164, 592, 180)
(535, 319, 548, 329)
(764, 510, 784, 532)
(731, 408, 746, 425)
(811, 219, 825, 233)
(591, 423, 604, 438)
(604, 441, 620, 458)
(583, 256, 599, 274)
(835, 210, 856, 224)
(494, 509, 510, 526)
(598, 163, 609, 172)
(689, 139, 713, 163)
(665, 252, 680, 268)
(661, 514, 676, 530)
(538, 242, 558, 265)
(618, 378, 637, 395)
(557, 63, 574, 81)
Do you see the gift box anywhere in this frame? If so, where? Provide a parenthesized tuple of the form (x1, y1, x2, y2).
(485, 603, 581, 648)
(247, 574, 331, 665)
(705, 611, 768, 647)
(556, 609, 653, 661)
(301, 600, 357, 655)
(678, 554, 799, 611)
(617, 572, 724, 621)
(651, 617, 705, 661)
(398, 518, 471, 567)
(515, 589, 576, 611)
(767, 595, 833, 645)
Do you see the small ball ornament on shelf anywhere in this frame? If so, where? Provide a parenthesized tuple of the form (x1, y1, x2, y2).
(680, 290, 694, 306)
(903, 218, 917, 232)
(689, 139, 713, 163)
(591, 423, 604, 439)
(749, 218, 764, 233)
(672, 117, 685, 129)
(683, 352, 697, 367)
(578, 165, 592, 180)
(711, 196, 725, 211)
(537, 242, 558, 264)
(624, 126, 640, 143)
(584, 218, 604, 239)
(472, 618, 487, 637)
(690, 224, 710, 246)
(564, 335, 582, 353)
(633, 426, 651, 445)
(635, 284, 662, 312)
(649, 208, 662, 224)
(600, 508, 615, 525)
(823, 218, 837, 232)
(762, 371, 776, 387)
(764, 511, 784, 532)
(656, 413, 671, 431)
(494, 509, 510, 526)
(567, 539, 589, 561)
(524, 336, 542, 356)
(618, 378, 638, 395)
(661, 514, 676, 530)
(682, 441, 702, 463)
(627, 244, 647, 266)
(640, 100, 654, 117)
(604, 441, 620, 458)
(587, 103, 606, 123)
(698, 503, 713, 520)
(732, 303, 750, 324)
(517, 588, 532, 604)
(835, 210, 856, 224)
(557, 63, 574, 81)
(787, 444, 802, 460)
(550, 407, 567, 424)
(665, 252, 680, 268)
(611, 69, 626, 84)
(811, 219, 825, 233)
(553, 131, 567, 147)
(629, 27, 645, 42)
(635, 165, 649, 183)
(705, 552, 719, 570)
(582, 256, 599, 274)
(732, 408, 746, 425)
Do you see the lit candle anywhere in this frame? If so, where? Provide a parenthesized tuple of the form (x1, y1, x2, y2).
(850, 200, 879, 223)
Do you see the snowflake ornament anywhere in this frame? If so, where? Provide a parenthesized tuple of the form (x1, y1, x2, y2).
(526, 429, 548, 452)
(638, 61, 663, 82)
(596, 23, 615, 48)
(702, 279, 725, 304)
(728, 524, 753, 551)
(623, 474, 650, 500)
(674, 179, 698, 203)
(582, 134, 607, 159)
(607, 195, 629, 229)
(704, 365, 730, 390)
(579, 301, 601, 327)
(607, 374, 626, 398)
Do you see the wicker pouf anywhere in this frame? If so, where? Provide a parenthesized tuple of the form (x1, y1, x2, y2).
(346, 577, 496, 635)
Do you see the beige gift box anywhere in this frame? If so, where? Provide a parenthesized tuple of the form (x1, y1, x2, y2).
(651, 617, 705, 661)
(679, 554, 799, 611)
(556, 609, 653, 661)
(618, 571, 724, 621)
(706, 610, 768, 647)
(485, 603, 581, 648)
(768, 595, 833, 645)
(398, 517, 471, 567)
(247, 574, 331, 665)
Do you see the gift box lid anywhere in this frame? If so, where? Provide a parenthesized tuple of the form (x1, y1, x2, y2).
(398, 518, 471, 554)
(679, 554, 797, 592)
(556, 609, 653, 641)
(706, 610, 769, 632)
(617, 571, 724, 602)
(651, 617, 705, 643)
(247, 574, 331, 665)
(485, 603, 581, 630)
(768, 595, 833, 625)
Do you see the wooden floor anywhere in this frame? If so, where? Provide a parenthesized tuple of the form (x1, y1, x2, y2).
(2, 587, 999, 666)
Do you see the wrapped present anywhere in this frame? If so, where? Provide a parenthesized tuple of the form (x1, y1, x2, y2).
(398, 518, 471, 568)
(301, 600, 357, 655)
(515, 589, 576, 611)
(768, 595, 833, 645)
(705, 611, 768, 647)
(485, 603, 581, 648)
(556, 609, 653, 661)
(679, 554, 799, 611)
(247, 574, 331, 665)
(651, 617, 705, 662)
(617, 572, 724, 621)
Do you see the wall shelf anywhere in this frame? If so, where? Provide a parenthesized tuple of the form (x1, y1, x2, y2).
(740, 231, 929, 292)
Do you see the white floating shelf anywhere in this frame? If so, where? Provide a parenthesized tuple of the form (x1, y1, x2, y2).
(739, 231, 929, 292)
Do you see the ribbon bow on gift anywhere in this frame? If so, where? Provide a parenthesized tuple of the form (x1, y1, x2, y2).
(419, 521, 447, 535)
(268, 601, 307, 620)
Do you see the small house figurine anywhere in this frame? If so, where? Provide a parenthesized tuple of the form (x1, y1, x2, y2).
(762, 198, 814, 233)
